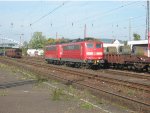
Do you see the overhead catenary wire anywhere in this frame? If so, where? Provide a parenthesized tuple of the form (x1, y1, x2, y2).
(93, 15, 146, 28)
(27, 1, 145, 40)
(54, 1, 141, 31)
(30, 1, 68, 26)
(71, 1, 139, 26)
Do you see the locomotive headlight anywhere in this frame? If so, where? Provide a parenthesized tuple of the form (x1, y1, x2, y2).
(86, 52, 93, 55)
(96, 52, 102, 55)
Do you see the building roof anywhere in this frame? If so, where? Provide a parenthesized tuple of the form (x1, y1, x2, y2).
(128, 40, 148, 45)
(100, 38, 124, 44)
(100, 39, 115, 43)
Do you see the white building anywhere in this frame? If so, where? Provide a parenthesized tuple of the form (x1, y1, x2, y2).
(27, 49, 44, 56)
(103, 40, 124, 48)
(100, 39, 124, 53)
(127, 39, 149, 57)
(127, 40, 148, 48)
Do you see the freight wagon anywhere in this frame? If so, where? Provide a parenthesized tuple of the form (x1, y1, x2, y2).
(5, 48, 22, 58)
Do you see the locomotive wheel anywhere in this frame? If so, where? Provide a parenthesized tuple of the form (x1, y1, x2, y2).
(114, 64, 118, 69)
(118, 64, 123, 70)
(147, 66, 150, 73)
(127, 65, 132, 71)
(133, 63, 145, 72)
(60, 61, 64, 65)
(75, 63, 81, 68)
(85, 64, 92, 69)
(91, 65, 99, 70)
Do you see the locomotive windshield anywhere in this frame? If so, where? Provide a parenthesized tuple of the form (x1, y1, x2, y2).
(87, 43, 93, 48)
(96, 44, 102, 48)
(86, 43, 102, 48)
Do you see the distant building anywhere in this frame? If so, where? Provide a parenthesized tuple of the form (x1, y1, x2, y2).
(100, 39, 124, 53)
(127, 40, 148, 56)
(127, 40, 148, 48)
(0, 43, 19, 48)
(27, 49, 44, 56)
(100, 38, 124, 47)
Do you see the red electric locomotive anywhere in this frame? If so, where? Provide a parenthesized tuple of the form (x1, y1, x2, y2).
(61, 41, 104, 67)
(45, 44, 62, 64)
(45, 40, 104, 68)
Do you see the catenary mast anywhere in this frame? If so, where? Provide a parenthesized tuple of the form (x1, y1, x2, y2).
(147, 0, 150, 57)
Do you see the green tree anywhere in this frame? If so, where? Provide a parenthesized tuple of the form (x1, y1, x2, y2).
(46, 37, 70, 45)
(133, 33, 141, 40)
(29, 32, 47, 49)
(47, 38, 56, 45)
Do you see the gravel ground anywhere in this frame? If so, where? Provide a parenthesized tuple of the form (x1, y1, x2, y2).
(0, 63, 135, 113)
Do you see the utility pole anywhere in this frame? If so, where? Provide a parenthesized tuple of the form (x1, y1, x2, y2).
(145, 5, 148, 39)
(19, 34, 24, 48)
(129, 17, 132, 41)
(56, 32, 58, 40)
(0, 34, 5, 56)
(147, 0, 150, 57)
(20, 36, 21, 48)
(3, 39, 5, 56)
(2, 38, 5, 56)
(84, 24, 86, 38)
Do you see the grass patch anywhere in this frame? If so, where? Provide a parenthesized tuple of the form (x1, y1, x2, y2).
(80, 102, 93, 110)
(0, 63, 7, 68)
(51, 88, 65, 101)
(0, 90, 8, 96)
(0, 63, 37, 80)
(127, 89, 136, 96)
(33, 78, 48, 89)
(97, 99, 104, 105)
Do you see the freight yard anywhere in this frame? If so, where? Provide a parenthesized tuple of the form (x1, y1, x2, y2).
(0, 56, 150, 113)
(0, 1, 150, 113)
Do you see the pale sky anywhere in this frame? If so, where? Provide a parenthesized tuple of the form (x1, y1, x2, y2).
(0, 0, 147, 43)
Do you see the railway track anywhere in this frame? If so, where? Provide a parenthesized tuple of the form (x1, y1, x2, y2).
(23, 56, 150, 80)
(0, 57, 150, 113)
(2, 57, 150, 92)
(100, 69, 150, 80)
(15, 57, 150, 92)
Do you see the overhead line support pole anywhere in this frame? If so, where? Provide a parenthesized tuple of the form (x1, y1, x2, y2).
(147, 0, 150, 57)
(84, 24, 87, 39)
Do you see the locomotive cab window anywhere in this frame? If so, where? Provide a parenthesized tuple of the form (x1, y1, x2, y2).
(46, 46, 56, 51)
(96, 44, 102, 48)
(87, 43, 93, 48)
(63, 45, 80, 50)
